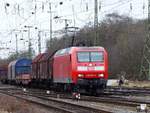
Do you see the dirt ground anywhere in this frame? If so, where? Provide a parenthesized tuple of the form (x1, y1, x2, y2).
(122, 80, 150, 88)
(0, 93, 58, 113)
(108, 79, 150, 88)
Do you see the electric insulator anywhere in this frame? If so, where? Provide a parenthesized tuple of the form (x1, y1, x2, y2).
(143, 3, 145, 10)
(6, 3, 10, 7)
(60, 2, 63, 5)
(130, 3, 132, 11)
(99, 2, 101, 11)
(86, 3, 88, 11)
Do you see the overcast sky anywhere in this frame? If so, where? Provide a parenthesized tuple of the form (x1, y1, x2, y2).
(0, 0, 148, 58)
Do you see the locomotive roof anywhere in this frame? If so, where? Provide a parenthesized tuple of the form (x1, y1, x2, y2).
(54, 46, 105, 56)
(55, 48, 71, 56)
(73, 46, 105, 51)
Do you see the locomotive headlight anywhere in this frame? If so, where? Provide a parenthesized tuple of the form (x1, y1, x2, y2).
(78, 74, 84, 77)
(98, 74, 104, 77)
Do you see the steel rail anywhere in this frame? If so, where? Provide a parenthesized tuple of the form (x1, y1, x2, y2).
(0, 86, 150, 109)
(0, 90, 112, 113)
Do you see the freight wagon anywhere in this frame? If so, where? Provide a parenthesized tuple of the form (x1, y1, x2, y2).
(0, 65, 8, 84)
(8, 58, 31, 85)
(31, 52, 53, 87)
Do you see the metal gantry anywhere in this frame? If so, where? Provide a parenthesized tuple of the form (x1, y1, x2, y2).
(94, 0, 98, 46)
(15, 34, 18, 57)
(24, 25, 32, 59)
(140, 0, 150, 80)
(49, 3, 52, 44)
(38, 31, 41, 54)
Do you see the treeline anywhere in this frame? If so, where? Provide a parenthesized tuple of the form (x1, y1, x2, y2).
(46, 13, 147, 80)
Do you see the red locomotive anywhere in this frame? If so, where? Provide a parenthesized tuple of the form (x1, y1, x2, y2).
(53, 47, 108, 93)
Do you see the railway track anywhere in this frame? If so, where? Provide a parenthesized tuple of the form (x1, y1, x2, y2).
(24, 87, 150, 107)
(0, 85, 150, 112)
(0, 88, 112, 113)
(23, 89, 150, 108)
(1, 84, 150, 96)
(105, 87, 150, 96)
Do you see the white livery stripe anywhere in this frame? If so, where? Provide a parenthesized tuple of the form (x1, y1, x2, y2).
(94, 66, 105, 71)
(77, 66, 104, 71)
(77, 66, 88, 71)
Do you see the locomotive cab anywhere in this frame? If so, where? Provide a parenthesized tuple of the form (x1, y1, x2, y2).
(73, 47, 108, 93)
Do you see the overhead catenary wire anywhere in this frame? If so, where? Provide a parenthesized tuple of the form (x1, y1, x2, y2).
(0, 0, 136, 47)
(1, 0, 136, 34)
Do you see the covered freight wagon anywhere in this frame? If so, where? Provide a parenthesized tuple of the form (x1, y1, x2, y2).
(39, 52, 54, 80)
(31, 52, 54, 86)
(0, 65, 8, 83)
(31, 53, 47, 81)
(8, 58, 31, 84)
(8, 61, 17, 82)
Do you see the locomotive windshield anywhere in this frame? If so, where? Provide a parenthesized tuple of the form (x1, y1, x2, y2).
(77, 52, 104, 62)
